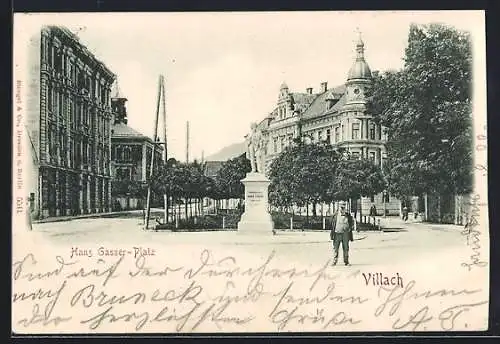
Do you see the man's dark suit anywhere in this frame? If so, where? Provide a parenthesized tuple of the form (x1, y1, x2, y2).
(330, 211, 354, 265)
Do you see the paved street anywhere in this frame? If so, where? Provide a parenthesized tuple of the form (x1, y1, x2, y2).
(23, 215, 468, 268)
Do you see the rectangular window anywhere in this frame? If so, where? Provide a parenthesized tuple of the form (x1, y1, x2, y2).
(318, 131, 322, 142)
(335, 127, 340, 143)
(67, 60, 72, 79)
(351, 151, 360, 159)
(69, 139, 74, 168)
(50, 46, 55, 68)
(326, 129, 331, 143)
(47, 125, 52, 156)
(53, 90, 58, 117)
(59, 93, 64, 118)
(370, 151, 376, 163)
(273, 138, 278, 153)
(47, 86, 52, 113)
(352, 123, 360, 140)
(370, 124, 376, 140)
(83, 142, 88, 165)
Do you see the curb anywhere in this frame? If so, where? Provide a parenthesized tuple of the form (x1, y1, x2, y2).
(32, 211, 145, 224)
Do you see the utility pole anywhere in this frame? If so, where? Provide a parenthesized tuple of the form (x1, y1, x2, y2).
(160, 75, 168, 224)
(25, 125, 38, 231)
(144, 75, 166, 230)
(186, 120, 190, 163)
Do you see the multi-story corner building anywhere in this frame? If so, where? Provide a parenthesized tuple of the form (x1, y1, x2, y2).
(110, 87, 163, 210)
(26, 26, 115, 219)
(248, 36, 400, 216)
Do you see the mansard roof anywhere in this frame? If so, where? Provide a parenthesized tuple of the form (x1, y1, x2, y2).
(290, 92, 317, 106)
(300, 84, 346, 118)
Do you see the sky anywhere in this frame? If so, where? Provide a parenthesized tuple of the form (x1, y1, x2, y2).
(15, 11, 484, 161)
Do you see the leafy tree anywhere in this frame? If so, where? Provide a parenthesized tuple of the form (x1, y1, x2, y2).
(214, 153, 251, 201)
(332, 157, 386, 218)
(269, 139, 341, 218)
(369, 23, 473, 198)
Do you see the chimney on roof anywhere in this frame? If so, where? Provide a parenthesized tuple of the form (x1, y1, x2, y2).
(306, 87, 313, 95)
(320, 82, 328, 93)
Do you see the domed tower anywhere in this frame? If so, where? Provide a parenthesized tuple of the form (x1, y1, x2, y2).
(338, 32, 384, 164)
(277, 81, 291, 120)
(340, 32, 391, 217)
(345, 33, 372, 106)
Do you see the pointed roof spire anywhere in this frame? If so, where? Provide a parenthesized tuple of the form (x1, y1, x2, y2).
(355, 27, 363, 44)
(355, 27, 365, 59)
(347, 28, 372, 81)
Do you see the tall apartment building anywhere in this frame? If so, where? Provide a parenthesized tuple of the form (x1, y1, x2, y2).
(247, 36, 400, 216)
(26, 26, 115, 218)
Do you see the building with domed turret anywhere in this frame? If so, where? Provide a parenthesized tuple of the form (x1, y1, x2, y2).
(247, 35, 401, 216)
(109, 82, 163, 211)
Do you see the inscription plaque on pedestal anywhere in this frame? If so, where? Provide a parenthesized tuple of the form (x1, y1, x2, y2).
(237, 172, 274, 234)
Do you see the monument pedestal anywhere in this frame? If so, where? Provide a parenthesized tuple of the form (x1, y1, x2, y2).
(237, 172, 274, 234)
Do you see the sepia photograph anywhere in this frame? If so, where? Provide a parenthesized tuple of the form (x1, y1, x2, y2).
(12, 10, 489, 334)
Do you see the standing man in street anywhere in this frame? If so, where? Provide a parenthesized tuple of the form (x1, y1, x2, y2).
(330, 201, 354, 266)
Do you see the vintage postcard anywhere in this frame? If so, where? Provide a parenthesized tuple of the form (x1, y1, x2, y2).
(12, 11, 489, 334)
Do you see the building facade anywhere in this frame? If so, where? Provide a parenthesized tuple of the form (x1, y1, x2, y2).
(110, 89, 163, 210)
(247, 36, 400, 216)
(27, 26, 115, 219)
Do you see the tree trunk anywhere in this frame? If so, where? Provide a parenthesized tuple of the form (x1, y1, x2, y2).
(437, 194, 442, 223)
(184, 198, 188, 221)
(164, 194, 168, 224)
(359, 197, 362, 224)
(178, 200, 181, 221)
(306, 203, 309, 225)
(312, 202, 317, 218)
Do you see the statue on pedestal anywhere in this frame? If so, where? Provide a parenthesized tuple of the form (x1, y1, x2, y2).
(246, 123, 267, 174)
(239, 123, 274, 234)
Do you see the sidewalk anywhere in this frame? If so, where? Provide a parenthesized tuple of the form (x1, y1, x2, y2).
(377, 215, 464, 232)
(32, 208, 166, 224)
(32, 210, 142, 224)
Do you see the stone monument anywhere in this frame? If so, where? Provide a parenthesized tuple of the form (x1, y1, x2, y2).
(238, 124, 274, 234)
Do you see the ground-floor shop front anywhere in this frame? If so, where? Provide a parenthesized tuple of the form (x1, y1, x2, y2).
(29, 166, 111, 219)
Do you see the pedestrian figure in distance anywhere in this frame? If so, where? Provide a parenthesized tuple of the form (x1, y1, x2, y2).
(330, 201, 354, 266)
(369, 204, 377, 226)
(402, 206, 409, 221)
